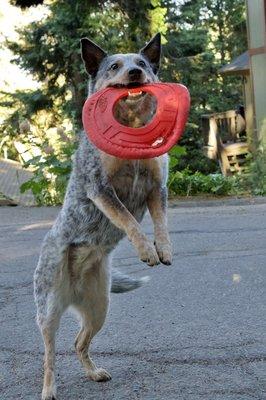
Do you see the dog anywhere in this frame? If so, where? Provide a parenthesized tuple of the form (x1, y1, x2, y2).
(34, 32, 172, 400)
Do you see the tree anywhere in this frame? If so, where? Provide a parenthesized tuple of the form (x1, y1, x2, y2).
(6, 0, 167, 128)
(1, 0, 168, 203)
(0, 0, 248, 203)
(161, 0, 247, 172)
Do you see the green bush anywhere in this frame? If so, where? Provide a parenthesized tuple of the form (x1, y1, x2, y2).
(20, 143, 247, 205)
(238, 145, 266, 195)
(20, 142, 76, 205)
(168, 146, 242, 196)
(168, 169, 241, 197)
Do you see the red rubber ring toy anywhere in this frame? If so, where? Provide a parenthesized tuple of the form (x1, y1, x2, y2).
(82, 83, 190, 159)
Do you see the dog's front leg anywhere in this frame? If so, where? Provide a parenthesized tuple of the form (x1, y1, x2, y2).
(147, 186, 172, 265)
(91, 186, 160, 266)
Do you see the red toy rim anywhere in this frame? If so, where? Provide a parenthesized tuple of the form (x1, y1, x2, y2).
(82, 83, 190, 159)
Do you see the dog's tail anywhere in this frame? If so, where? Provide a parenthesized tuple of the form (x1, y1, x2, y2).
(111, 269, 149, 293)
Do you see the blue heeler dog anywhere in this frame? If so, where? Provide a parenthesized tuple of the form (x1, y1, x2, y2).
(34, 32, 172, 400)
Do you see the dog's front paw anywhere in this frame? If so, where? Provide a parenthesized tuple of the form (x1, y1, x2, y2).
(87, 368, 112, 382)
(137, 239, 160, 267)
(155, 241, 172, 265)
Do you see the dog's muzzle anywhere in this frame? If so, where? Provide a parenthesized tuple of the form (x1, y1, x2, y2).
(128, 68, 142, 82)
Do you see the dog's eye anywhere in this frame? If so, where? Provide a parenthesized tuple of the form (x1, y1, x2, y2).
(110, 63, 119, 71)
(138, 60, 146, 68)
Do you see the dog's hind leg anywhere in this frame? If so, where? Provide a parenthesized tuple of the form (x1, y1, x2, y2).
(73, 254, 112, 382)
(74, 318, 111, 382)
(40, 298, 64, 400)
(34, 234, 69, 400)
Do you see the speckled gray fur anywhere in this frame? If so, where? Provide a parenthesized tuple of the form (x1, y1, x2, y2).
(34, 131, 168, 319)
(34, 33, 172, 400)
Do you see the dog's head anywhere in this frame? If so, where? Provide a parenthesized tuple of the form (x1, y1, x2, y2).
(80, 33, 161, 93)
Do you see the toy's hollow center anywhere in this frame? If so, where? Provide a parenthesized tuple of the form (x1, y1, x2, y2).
(113, 91, 157, 128)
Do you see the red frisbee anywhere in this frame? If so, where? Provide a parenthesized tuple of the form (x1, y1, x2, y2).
(82, 83, 190, 159)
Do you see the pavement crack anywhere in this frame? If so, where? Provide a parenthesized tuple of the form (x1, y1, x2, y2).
(1, 347, 265, 368)
(0, 281, 33, 290)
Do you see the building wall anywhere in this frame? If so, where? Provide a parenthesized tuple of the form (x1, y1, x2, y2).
(243, 76, 254, 143)
(246, 0, 266, 145)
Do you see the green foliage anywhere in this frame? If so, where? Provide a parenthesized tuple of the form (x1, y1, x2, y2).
(1, 0, 252, 204)
(4, 0, 247, 132)
(168, 144, 243, 196)
(157, 0, 248, 181)
(20, 141, 76, 205)
(168, 145, 187, 170)
(5, 0, 168, 128)
(240, 145, 266, 195)
(169, 169, 241, 196)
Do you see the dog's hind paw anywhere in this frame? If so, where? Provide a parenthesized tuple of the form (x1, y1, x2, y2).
(87, 367, 112, 382)
(42, 384, 57, 400)
(42, 397, 56, 400)
(42, 392, 57, 400)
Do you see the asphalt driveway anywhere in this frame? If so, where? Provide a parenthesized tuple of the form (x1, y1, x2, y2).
(0, 199, 266, 400)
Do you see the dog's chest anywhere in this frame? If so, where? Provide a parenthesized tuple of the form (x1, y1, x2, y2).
(110, 161, 154, 207)
(57, 158, 158, 248)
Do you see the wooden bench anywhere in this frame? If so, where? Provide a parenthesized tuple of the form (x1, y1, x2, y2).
(202, 109, 250, 176)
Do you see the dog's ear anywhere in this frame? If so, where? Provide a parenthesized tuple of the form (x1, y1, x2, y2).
(80, 38, 107, 76)
(140, 33, 161, 74)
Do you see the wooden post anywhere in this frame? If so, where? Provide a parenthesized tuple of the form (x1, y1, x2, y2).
(246, 0, 266, 148)
(243, 76, 254, 146)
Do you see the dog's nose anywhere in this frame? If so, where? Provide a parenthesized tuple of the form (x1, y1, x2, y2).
(128, 68, 142, 80)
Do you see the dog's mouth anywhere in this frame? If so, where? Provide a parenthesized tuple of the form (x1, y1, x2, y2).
(110, 82, 149, 101)
(113, 84, 157, 128)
